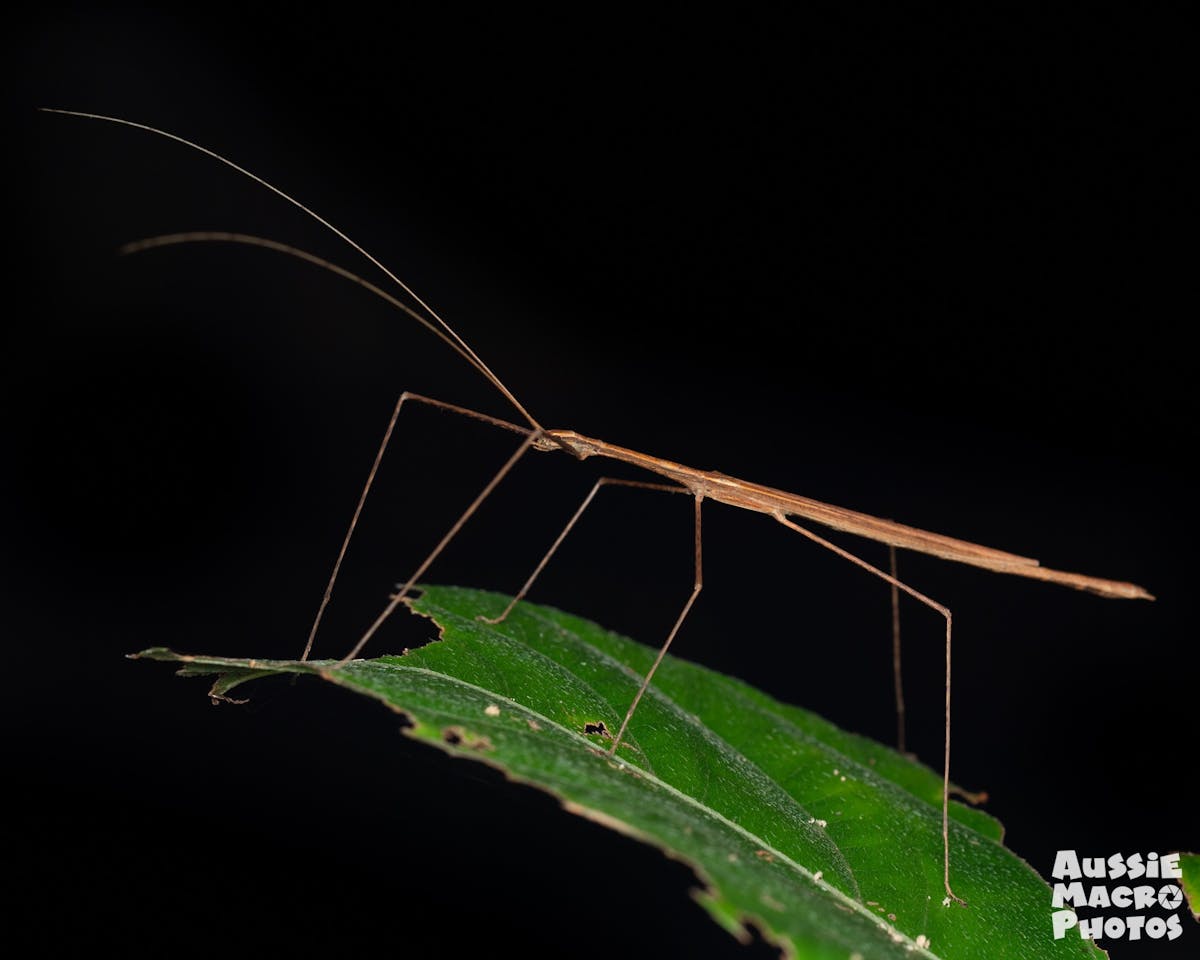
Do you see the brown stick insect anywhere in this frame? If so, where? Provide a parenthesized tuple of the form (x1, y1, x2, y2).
(44, 109, 1154, 906)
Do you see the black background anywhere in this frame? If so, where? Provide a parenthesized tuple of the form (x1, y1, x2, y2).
(6, 6, 1194, 958)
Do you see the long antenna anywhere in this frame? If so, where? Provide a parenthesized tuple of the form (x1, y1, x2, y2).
(120, 232, 495, 382)
(41, 108, 541, 430)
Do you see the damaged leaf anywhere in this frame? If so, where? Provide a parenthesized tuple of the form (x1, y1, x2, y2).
(135, 585, 1109, 960)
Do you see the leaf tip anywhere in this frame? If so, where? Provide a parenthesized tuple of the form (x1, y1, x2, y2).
(129, 647, 189, 662)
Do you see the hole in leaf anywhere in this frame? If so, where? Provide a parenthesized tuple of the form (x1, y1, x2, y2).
(441, 726, 494, 751)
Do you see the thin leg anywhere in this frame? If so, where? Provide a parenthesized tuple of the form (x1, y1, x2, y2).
(775, 515, 964, 906)
(609, 495, 704, 755)
(335, 430, 540, 665)
(890, 545, 907, 754)
(480, 477, 689, 626)
(300, 390, 533, 661)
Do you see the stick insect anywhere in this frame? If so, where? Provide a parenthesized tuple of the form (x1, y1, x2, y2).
(45, 109, 1153, 906)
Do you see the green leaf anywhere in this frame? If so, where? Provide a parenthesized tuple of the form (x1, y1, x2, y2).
(135, 586, 1106, 959)
(1181, 853, 1200, 921)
